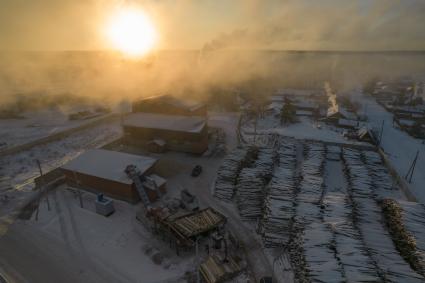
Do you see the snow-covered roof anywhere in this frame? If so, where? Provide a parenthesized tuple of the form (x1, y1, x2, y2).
(275, 89, 321, 97)
(296, 110, 313, 116)
(267, 102, 283, 111)
(397, 119, 416, 127)
(135, 95, 204, 112)
(123, 113, 206, 133)
(327, 105, 356, 120)
(294, 101, 317, 109)
(62, 149, 157, 184)
(338, 119, 358, 127)
(357, 127, 373, 140)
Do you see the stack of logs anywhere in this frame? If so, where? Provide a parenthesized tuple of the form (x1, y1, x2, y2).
(214, 147, 254, 201)
(236, 147, 275, 221)
(261, 140, 297, 247)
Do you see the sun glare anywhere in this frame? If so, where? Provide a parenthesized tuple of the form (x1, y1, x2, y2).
(106, 8, 157, 57)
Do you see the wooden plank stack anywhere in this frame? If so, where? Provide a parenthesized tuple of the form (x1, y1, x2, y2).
(171, 208, 226, 238)
(199, 255, 244, 283)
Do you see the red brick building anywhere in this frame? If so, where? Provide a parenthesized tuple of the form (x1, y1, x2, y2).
(61, 149, 166, 203)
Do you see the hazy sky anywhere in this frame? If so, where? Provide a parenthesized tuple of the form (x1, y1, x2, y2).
(0, 0, 425, 51)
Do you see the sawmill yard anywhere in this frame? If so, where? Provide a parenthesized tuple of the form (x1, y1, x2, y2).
(2, 94, 425, 282)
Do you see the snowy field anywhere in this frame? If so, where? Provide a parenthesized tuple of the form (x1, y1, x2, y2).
(3, 187, 198, 283)
(214, 135, 425, 282)
(0, 122, 122, 220)
(243, 114, 370, 146)
(0, 109, 115, 151)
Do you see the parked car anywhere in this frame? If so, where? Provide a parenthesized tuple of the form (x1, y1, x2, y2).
(259, 277, 273, 283)
(191, 165, 202, 177)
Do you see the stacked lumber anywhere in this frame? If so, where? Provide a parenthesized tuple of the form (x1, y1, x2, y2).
(363, 150, 400, 199)
(322, 178, 381, 281)
(262, 140, 297, 247)
(172, 208, 225, 238)
(236, 167, 267, 220)
(236, 147, 276, 220)
(214, 147, 252, 201)
(302, 223, 345, 282)
(199, 255, 243, 283)
(296, 143, 325, 225)
(326, 145, 342, 161)
(343, 148, 424, 282)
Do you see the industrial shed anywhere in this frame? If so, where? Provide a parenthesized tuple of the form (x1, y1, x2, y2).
(61, 149, 166, 203)
(123, 113, 208, 154)
(132, 94, 207, 116)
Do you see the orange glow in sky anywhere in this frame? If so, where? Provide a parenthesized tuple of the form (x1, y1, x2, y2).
(105, 7, 157, 57)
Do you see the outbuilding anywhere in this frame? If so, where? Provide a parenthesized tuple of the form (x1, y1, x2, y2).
(123, 112, 208, 154)
(61, 149, 166, 203)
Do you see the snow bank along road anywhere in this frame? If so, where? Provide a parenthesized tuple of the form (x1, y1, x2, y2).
(356, 94, 425, 204)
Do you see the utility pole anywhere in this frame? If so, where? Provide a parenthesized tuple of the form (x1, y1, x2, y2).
(72, 171, 84, 208)
(36, 159, 51, 211)
(405, 150, 420, 183)
(253, 110, 258, 145)
(35, 159, 51, 221)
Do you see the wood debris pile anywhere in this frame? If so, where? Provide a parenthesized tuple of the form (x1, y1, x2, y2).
(381, 199, 425, 276)
(343, 148, 424, 282)
(199, 254, 244, 283)
(214, 147, 255, 201)
(171, 208, 226, 238)
(261, 140, 297, 247)
(400, 201, 425, 274)
(236, 147, 276, 220)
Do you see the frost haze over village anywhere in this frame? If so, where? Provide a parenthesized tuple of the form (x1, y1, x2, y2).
(1, 1, 425, 283)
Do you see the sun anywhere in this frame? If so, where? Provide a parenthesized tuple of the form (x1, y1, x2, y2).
(105, 8, 157, 57)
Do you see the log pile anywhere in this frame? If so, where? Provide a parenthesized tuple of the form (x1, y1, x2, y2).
(296, 142, 325, 225)
(322, 149, 381, 282)
(235, 147, 275, 220)
(343, 148, 424, 282)
(199, 255, 244, 283)
(302, 223, 345, 282)
(363, 150, 399, 199)
(261, 140, 297, 247)
(214, 147, 255, 201)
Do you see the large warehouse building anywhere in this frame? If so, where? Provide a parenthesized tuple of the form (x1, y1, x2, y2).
(125, 95, 208, 154)
(61, 149, 166, 203)
(132, 94, 207, 116)
(123, 113, 208, 154)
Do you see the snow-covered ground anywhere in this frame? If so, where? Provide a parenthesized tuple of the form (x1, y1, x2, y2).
(243, 114, 369, 146)
(352, 91, 425, 204)
(0, 109, 114, 150)
(0, 122, 122, 225)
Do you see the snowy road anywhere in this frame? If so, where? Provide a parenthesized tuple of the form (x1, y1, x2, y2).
(356, 95, 425, 204)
